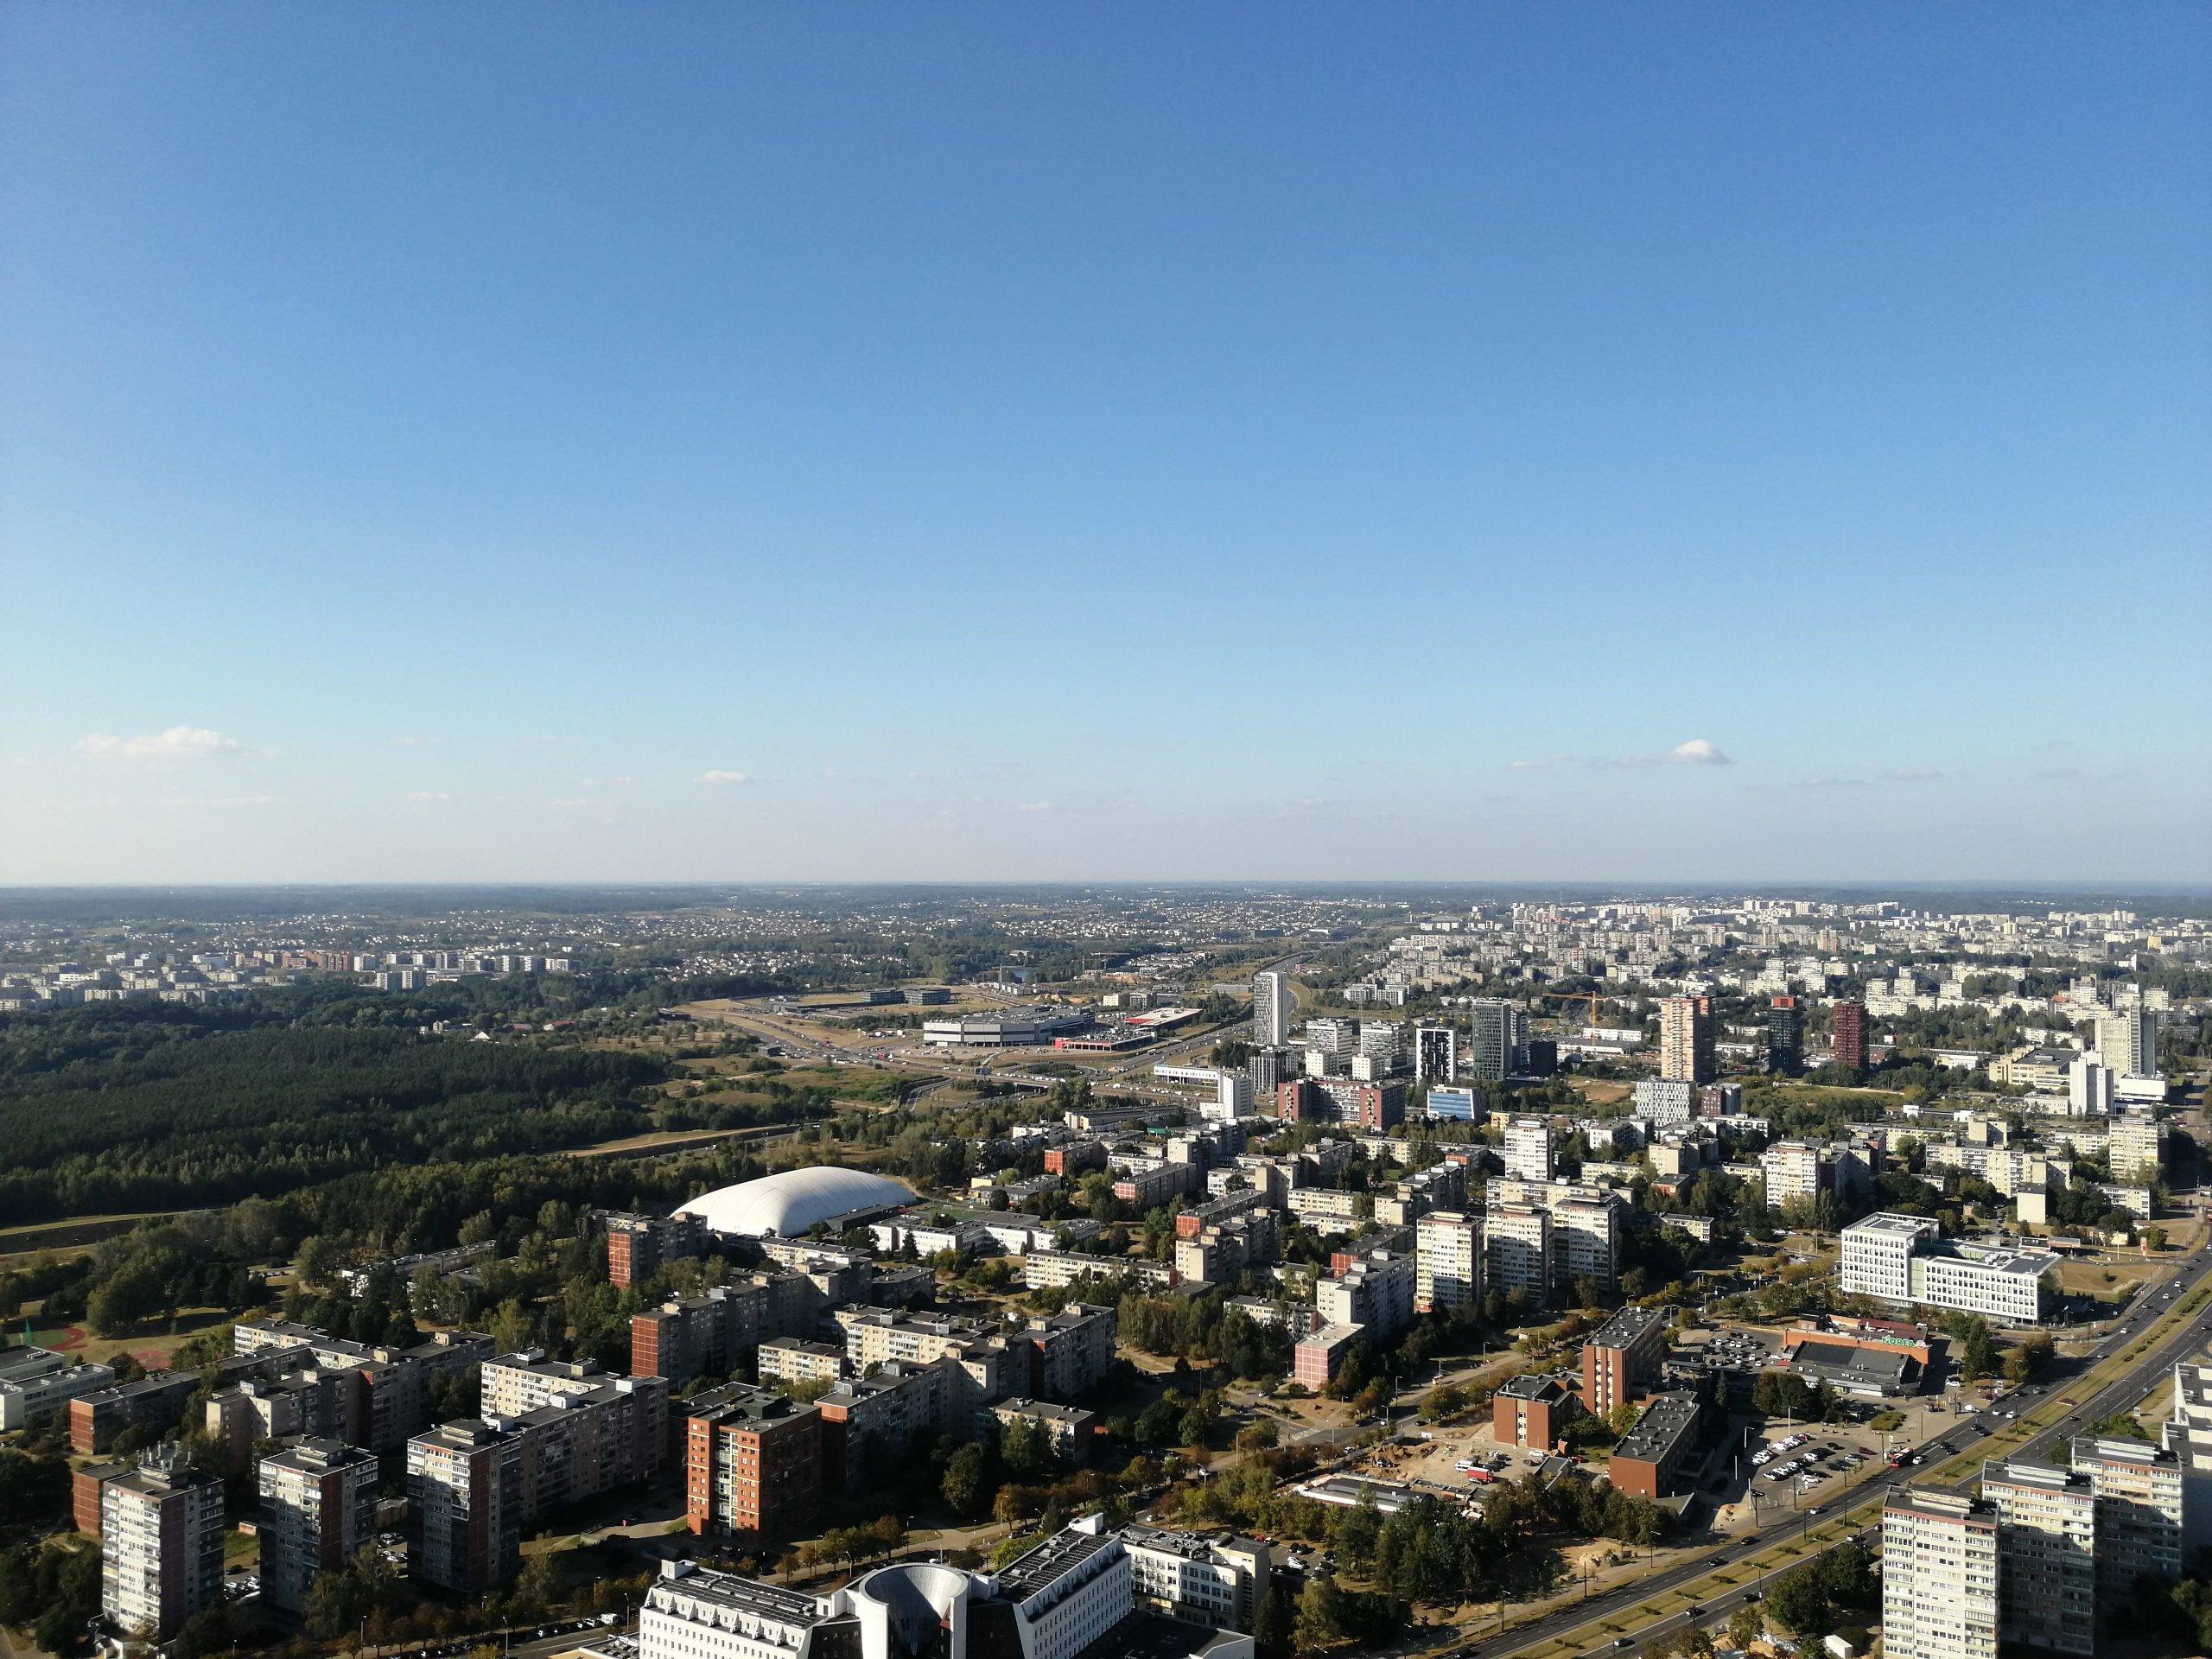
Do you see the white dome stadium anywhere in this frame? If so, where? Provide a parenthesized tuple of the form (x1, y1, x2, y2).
(674, 1166, 915, 1239)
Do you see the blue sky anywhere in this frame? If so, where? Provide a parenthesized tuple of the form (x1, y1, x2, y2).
(3, 5, 2207, 884)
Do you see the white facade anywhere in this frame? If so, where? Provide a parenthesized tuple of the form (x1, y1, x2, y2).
(1503, 1117, 1554, 1182)
(1251, 971, 1294, 1047)
(1882, 1490, 1999, 1659)
(1415, 1211, 1481, 1314)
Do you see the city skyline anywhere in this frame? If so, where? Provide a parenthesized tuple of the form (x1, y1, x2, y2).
(4, 7, 2208, 884)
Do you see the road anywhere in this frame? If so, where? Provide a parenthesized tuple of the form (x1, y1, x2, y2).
(1458, 1241, 2212, 1659)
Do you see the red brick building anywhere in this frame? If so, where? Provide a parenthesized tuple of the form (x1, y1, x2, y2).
(682, 1384, 823, 1542)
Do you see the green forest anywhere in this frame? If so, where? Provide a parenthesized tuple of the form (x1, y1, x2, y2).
(0, 999, 673, 1221)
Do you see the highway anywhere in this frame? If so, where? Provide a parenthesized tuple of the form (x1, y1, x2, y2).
(1457, 1242, 2212, 1659)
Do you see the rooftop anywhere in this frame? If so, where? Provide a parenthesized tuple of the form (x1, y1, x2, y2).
(685, 1382, 818, 1426)
(1614, 1392, 1704, 1465)
(995, 1524, 1119, 1602)
(646, 1561, 836, 1628)
(1586, 1306, 1669, 1351)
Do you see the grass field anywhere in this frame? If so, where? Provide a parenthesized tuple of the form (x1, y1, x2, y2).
(26, 1305, 233, 1367)
(2051, 1257, 2159, 1299)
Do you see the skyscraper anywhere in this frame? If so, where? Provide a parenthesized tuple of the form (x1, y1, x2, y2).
(1466, 1000, 1526, 1083)
(1413, 1025, 1457, 1083)
(1659, 995, 1715, 1084)
(1831, 999, 1870, 1073)
(1251, 971, 1293, 1047)
(1768, 995, 1803, 1073)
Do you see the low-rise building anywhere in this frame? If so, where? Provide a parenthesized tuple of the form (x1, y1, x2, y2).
(1607, 1391, 1706, 1500)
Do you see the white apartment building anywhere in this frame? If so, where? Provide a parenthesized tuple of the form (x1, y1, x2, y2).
(0, 1353, 115, 1429)
(1883, 1489, 1999, 1659)
(1980, 1459, 2096, 1657)
(102, 1453, 225, 1640)
(1314, 1252, 1415, 1343)
(1414, 1211, 1481, 1315)
(2094, 1007, 2161, 1077)
(1482, 1204, 1552, 1303)
(2072, 1435, 2185, 1605)
(2107, 1113, 2163, 1183)
(1502, 1117, 1554, 1182)
(2065, 1053, 2115, 1116)
(1631, 1078, 1696, 1124)
(1252, 971, 1294, 1047)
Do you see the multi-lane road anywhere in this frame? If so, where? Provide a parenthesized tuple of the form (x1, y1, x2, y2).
(1457, 1242, 2212, 1659)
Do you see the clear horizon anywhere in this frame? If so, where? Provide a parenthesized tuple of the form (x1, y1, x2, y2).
(4, 8, 2208, 885)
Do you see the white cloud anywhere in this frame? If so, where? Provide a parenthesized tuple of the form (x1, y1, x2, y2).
(580, 776, 636, 789)
(695, 770, 756, 786)
(547, 797, 607, 810)
(77, 726, 248, 764)
(1017, 801, 1055, 813)
(1882, 767, 1943, 782)
(392, 735, 434, 749)
(403, 790, 453, 803)
(162, 794, 279, 809)
(1802, 775, 1872, 790)
(1662, 739, 1732, 766)
(1514, 739, 1734, 772)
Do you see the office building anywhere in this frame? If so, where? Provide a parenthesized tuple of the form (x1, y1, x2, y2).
(1274, 1077, 1404, 1131)
(407, 1420, 524, 1594)
(1251, 971, 1294, 1047)
(1581, 1306, 1669, 1417)
(1414, 1211, 1481, 1315)
(1832, 999, 1870, 1072)
(1492, 1373, 1580, 1451)
(0, 1352, 116, 1430)
(1502, 1116, 1554, 1182)
(1659, 995, 1715, 1084)
(1980, 1459, 2095, 1657)
(1883, 1489, 1999, 1659)
(1632, 1078, 1696, 1123)
(257, 1437, 378, 1616)
(99, 1452, 224, 1641)
(1840, 1214, 2055, 1324)
(1413, 1025, 1457, 1083)
(1466, 1000, 1526, 1084)
(1120, 1525, 1269, 1631)
(637, 1516, 1147, 1659)
(1608, 1392, 1707, 1500)
(1768, 995, 1803, 1073)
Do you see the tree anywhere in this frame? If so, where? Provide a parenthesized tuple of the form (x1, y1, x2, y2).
(941, 1442, 990, 1517)
(1294, 1576, 1350, 1651)
(1726, 1603, 1764, 1649)
(1957, 1319, 1998, 1384)
(1252, 1584, 1295, 1659)
(2005, 1332, 2056, 1383)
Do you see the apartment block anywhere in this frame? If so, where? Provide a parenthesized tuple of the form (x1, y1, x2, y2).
(100, 1452, 225, 1640)
(1415, 1210, 1481, 1315)
(1659, 995, 1715, 1084)
(1482, 1204, 1553, 1304)
(1980, 1459, 2095, 1657)
(601, 1209, 710, 1289)
(1313, 1251, 1415, 1344)
(1502, 1117, 1553, 1182)
(1884, 1489, 1999, 1659)
(2071, 1435, 2184, 1607)
(407, 1419, 524, 1594)
(257, 1437, 378, 1616)
(682, 1383, 823, 1540)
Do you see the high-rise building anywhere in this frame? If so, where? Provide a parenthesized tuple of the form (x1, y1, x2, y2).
(2071, 1436, 2185, 1607)
(1503, 1116, 1554, 1182)
(100, 1451, 224, 1641)
(1660, 995, 1715, 1084)
(2094, 1007, 2161, 1078)
(1831, 999, 1870, 1072)
(1414, 1211, 1481, 1315)
(1580, 1306, 1669, 1417)
(1883, 1489, 1999, 1659)
(1251, 971, 1294, 1047)
(257, 1437, 378, 1616)
(1482, 1205, 1552, 1303)
(2107, 1114, 2164, 1184)
(407, 1419, 523, 1594)
(1981, 1459, 2096, 1657)
(1768, 996, 1804, 1073)
(682, 1384, 823, 1542)
(1467, 1000, 1526, 1083)
(1413, 1025, 1457, 1083)
(1247, 1046, 1290, 1094)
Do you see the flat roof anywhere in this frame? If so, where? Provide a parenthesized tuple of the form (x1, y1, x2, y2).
(1846, 1212, 1941, 1237)
(1614, 1393, 1703, 1465)
(1587, 1306, 1669, 1351)
(647, 1562, 832, 1627)
(995, 1525, 1117, 1601)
